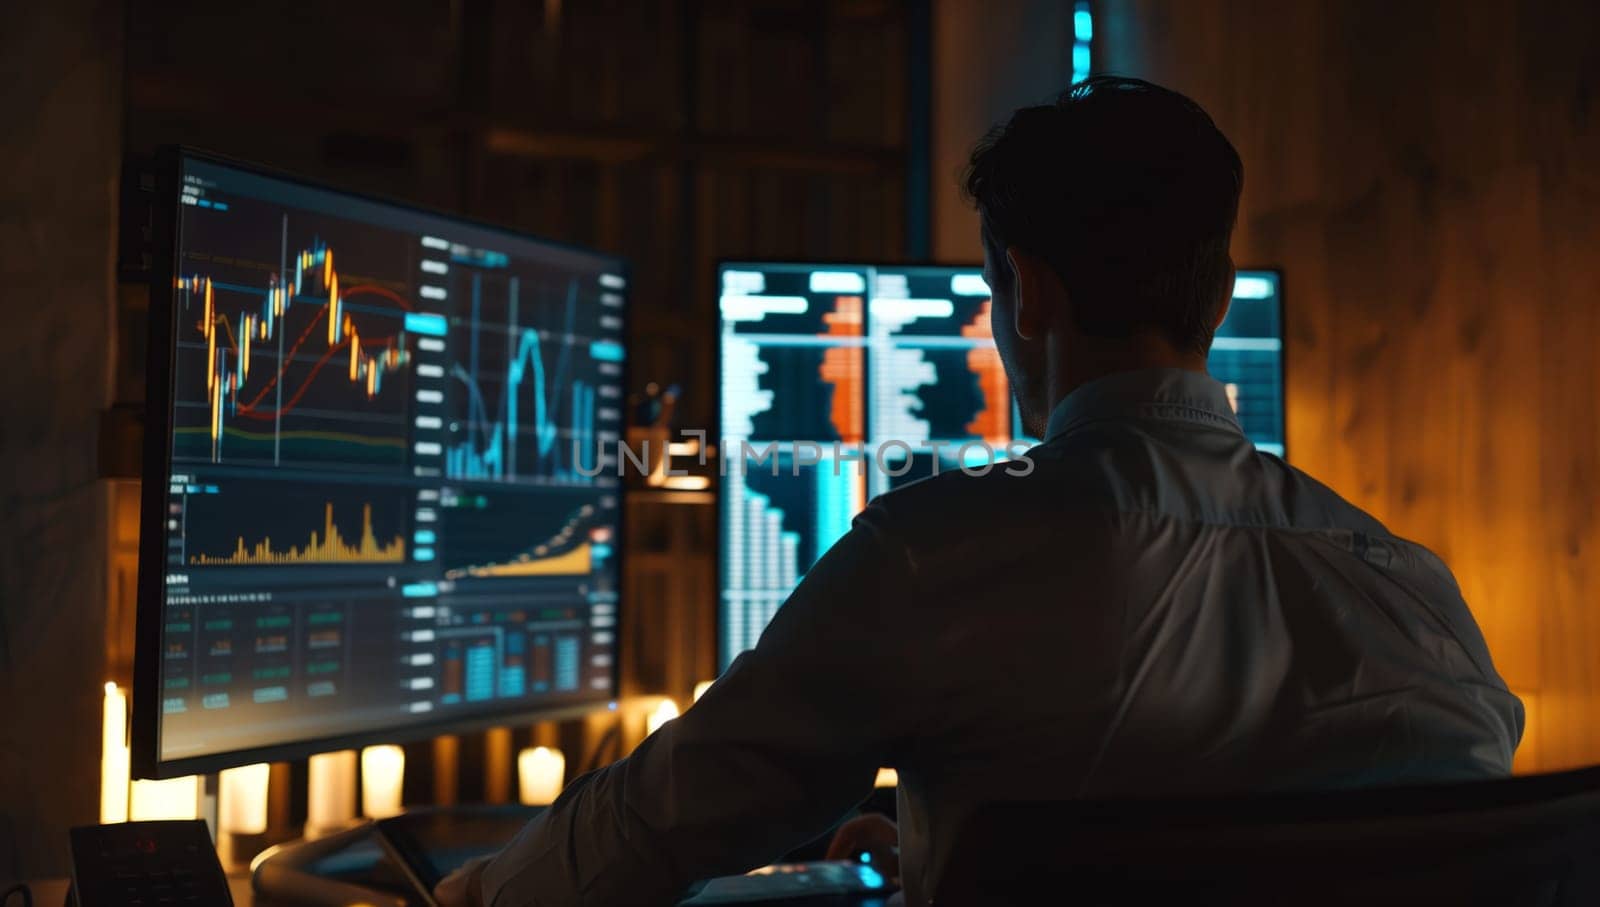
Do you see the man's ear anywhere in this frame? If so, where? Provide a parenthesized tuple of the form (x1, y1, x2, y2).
(1005, 247, 1060, 341)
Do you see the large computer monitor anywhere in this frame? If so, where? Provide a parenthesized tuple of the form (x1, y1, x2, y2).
(132, 150, 628, 777)
(716, 261, 1283, 670)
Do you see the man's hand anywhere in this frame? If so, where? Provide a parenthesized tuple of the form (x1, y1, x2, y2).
(434, 854, 492, 907)
(824, 813, 900, 885)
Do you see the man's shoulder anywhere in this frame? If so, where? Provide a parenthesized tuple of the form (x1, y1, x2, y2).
(858, 449, 1116, 582)
(867, 450, 1094, 522)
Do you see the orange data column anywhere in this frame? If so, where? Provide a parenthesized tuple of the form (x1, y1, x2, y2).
(819, 295, 865, 444)
(961, 299, 1009, 443)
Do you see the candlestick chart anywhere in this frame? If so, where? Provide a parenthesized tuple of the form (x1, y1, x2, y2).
(172, 224, 419, 471)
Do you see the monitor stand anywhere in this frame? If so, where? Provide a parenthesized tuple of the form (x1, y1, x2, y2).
(250, 821, 409, 907)
(251, 803, 543, 906)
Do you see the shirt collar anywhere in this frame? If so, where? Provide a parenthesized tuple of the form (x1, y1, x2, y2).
(1043, 367, 1245, 442)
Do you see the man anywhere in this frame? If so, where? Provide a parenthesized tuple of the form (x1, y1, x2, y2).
(439, 76, 1523, 906)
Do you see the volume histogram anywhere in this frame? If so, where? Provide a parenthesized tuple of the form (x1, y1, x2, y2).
(189, 501, 406, 566)
(177, 480, 411, 568)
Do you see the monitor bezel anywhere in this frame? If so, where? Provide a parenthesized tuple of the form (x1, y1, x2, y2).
(707, 260, 1286, 676)
(132, 146, 629, 779)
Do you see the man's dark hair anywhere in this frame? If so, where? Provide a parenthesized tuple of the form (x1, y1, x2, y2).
(963, 76, 1243, 355)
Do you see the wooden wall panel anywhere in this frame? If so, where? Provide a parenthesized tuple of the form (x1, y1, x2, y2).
(1099, 0, 1600, 772)
(0, 0, 122, 878)
(930, 0, 1076, 262)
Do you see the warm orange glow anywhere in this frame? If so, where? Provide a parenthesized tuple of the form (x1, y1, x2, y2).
(361, 745, 405, 819)
(646, 698, 680, 735)
(307, 750, 357, 834)
(1513, 690, 1539, 775)
(219, 762, 270, 834)
(101, 682, 129, 823)
(130, 775, 199, 821)
(518, 746, 566, 806)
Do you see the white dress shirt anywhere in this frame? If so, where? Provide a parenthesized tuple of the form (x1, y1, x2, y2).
(480, 367, 1524, 906)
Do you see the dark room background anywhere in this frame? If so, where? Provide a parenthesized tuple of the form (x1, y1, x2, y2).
(4, 0, 1598, 879)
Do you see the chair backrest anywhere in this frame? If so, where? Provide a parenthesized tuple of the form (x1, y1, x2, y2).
(934, 764, 1600, 906)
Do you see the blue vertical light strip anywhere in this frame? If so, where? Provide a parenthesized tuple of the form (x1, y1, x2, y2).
(1072, 1, 1093, 84)
(568, 378, 594, 481)
(583, 382, 595, 482)
(814, 458, 854, 556)
(465, 644, 496, 702)
(500, 633, 526, 698)
(554, 636, 580, 691)
(571, 380, 585, 478)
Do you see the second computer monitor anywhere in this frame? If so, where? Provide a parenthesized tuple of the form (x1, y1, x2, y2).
(717, 262, 1283, 669)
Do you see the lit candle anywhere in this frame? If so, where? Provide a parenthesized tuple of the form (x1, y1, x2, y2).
(517, 746, 566, 806)
(101, 682, 129, 824)
(361, 745, 405, 819)
(307, 750, 357, 833)
(219, 762, 270, 834)
(130, 775, 199, 821)
(646, 698, 680, 736)
(692, 681, 713, 703)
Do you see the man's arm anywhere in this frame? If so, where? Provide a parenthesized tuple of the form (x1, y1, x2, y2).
(476, 508, 921, 905)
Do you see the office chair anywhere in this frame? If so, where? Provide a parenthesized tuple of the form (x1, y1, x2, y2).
(934, 764, 1600, 905)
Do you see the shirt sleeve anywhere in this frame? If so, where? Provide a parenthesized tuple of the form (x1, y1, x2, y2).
(479, 507, 919, 906)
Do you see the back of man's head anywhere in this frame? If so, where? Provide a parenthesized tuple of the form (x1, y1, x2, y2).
(964, 76, 1243, 356)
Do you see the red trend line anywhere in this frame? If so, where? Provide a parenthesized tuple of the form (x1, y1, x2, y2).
(238, 304, 328, 410)
(342, 284, 415, 312)
(237, 333, 401, 420)
(235, 338, 349, 421)
(216, 314, 240, 352)
(235, 284, 415, 409)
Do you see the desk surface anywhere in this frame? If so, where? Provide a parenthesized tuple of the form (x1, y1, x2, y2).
(27, 875, 256, 905)
(29, 874, 894, 906)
